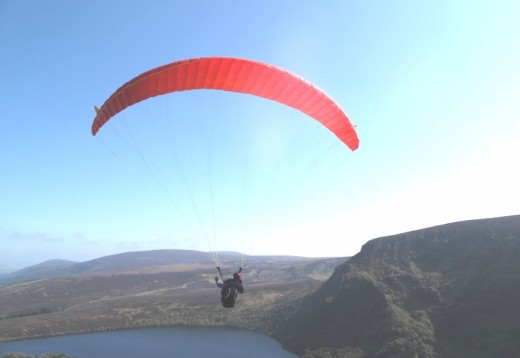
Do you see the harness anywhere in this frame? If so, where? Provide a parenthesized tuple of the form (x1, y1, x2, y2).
(217, 266, 243, 308)
(221, 284, 238, 301)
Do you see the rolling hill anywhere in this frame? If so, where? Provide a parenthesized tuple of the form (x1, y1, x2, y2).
(0, 249, 326, 286)
(3, 215, 520, 358)
(0, 250, 346, 342)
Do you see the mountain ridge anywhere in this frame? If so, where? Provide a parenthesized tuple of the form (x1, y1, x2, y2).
(276, 214, 520, 357)
(2, 214, 520, 357)
(0, 249, 337, 286)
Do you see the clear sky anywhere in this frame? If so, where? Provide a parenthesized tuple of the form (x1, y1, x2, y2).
(1, 1, 519, 270)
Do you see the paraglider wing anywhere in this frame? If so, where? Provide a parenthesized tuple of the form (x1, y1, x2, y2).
(91, 57, 359, 150)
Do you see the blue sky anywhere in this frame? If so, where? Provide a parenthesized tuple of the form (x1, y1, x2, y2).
(1, 1, 519, 270)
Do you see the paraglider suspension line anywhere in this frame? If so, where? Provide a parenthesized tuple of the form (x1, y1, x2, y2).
(216, 266, 224, 282)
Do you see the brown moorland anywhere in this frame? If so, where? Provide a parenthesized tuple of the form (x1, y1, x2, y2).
(0, 254, 346, 342)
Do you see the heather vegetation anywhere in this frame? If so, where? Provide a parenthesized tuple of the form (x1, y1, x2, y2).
(0, 255, 344, 342)
(2, 216, 520, 357)
(276, 215, 520, 357)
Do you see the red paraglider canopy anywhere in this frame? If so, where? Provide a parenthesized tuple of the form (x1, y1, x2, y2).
(92, 57, 359, 150)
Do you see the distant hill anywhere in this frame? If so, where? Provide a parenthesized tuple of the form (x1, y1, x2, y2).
(5, 215, 520, 356)
(276, 215, 520, 357)
(0, 249, 334, 286)
(0, 251, 347, 342)
(70, 250, 318, 273)
(0, 259, 78, 285)
(68, 249, 222, 274)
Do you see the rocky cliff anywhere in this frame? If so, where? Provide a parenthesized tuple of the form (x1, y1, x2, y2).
(276, 215, 520, 358)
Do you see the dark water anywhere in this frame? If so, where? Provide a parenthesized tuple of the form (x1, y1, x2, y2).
(0, 327, 298, 357)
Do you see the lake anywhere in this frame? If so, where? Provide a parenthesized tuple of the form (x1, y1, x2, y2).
(0, 327, 298, 357)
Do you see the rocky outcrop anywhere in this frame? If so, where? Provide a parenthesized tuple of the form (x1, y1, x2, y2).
(277, 215, 520, 358)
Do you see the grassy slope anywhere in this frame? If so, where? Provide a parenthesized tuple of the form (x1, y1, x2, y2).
(276, 215, 520, 358)
(0, 258, 344, 342)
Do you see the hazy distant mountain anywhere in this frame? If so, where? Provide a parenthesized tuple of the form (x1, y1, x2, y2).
(0, 249, 330, 286)
(276, 215, 520, 358)
(0, 250, 212, 285)
(70, 250, 318, 274)
(68, 249, 217, 274)
(0, 259, 78, 285)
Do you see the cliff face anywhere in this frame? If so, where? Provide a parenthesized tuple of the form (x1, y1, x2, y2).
(276, 215, 520, 358)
